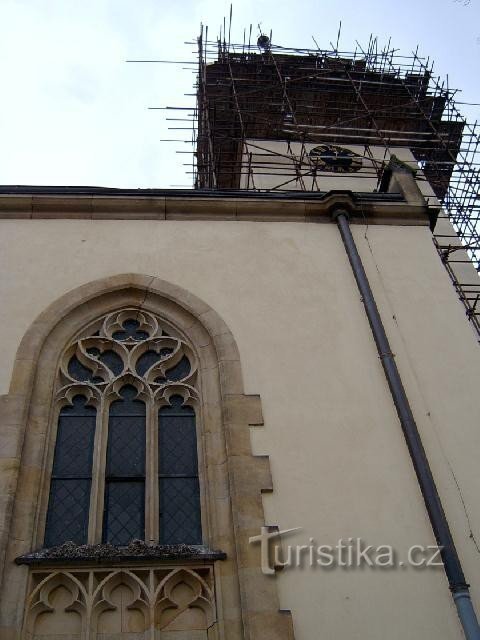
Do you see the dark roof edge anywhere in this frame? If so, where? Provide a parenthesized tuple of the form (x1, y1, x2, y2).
(0, 185, 403, 202)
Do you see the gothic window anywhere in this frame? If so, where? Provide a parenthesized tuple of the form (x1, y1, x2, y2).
(44, 309, 202, 547)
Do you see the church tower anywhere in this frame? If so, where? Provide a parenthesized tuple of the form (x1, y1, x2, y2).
(0, 27, 479, 640)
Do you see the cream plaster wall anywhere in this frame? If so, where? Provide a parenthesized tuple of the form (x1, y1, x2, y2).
(0, 217, 479, 640)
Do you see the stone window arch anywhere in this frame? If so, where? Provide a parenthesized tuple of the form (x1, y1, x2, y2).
(0, 275, 294, 639)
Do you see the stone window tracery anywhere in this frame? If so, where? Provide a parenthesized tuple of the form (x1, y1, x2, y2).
(44, 308, 202, 548)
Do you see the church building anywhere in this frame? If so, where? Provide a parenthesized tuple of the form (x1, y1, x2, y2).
(0, 29, 479, 640)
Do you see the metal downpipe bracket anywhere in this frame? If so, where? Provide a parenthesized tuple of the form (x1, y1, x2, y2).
(332, 208, 480, 640)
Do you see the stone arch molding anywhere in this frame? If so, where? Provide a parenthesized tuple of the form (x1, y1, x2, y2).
(0, 274, 294, 640)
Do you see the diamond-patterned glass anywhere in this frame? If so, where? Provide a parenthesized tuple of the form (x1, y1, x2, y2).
(103, 481, 145, 545)
(106, 417, 145, 476)
(44, 396, 95, 547)
(159, 397, 201, 544)
(159, 478, 201, 544)
(52, 397, 96, 477)
(104, 386, 146, 544)
(159, 406, 197, 476)
(45, 479, 91, 546)
(107, 387, 145, 477)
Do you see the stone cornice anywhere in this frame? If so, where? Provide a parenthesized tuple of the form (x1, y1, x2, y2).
(0, 180, 439, 226)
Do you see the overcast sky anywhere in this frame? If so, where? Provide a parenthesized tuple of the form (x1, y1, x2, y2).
(0, 0, 478, 189)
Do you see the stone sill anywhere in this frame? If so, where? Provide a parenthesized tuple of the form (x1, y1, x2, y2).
(15, 540, 226, 567)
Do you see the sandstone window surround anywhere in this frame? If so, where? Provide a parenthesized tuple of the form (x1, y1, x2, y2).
(41, 308, 205, 549)
(1, 275, 294, 639)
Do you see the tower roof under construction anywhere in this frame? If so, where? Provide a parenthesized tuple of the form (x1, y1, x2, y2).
(197, 47, 464, 198)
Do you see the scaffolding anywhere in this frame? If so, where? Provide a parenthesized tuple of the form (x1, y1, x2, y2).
(132, 24, 480, 337)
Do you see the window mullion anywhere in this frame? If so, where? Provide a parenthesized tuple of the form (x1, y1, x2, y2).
(89, 397, 107, 544)
(145, 400, 158, 543)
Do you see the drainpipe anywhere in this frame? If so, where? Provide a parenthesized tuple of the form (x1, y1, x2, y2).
(332, 208, 480, 640)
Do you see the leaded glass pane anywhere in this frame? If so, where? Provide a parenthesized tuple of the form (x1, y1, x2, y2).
(159, 478, 202, 545)
(158, 397, 201, 544)
(103, 385, 146, 545)
(52, 402, 96, 477)
(106, 416, 145, 477)
(103, 481, 145, 545)
(45, 396, 95, 547)
(45, 479, 91, 547)
(159, 412, 197, 476)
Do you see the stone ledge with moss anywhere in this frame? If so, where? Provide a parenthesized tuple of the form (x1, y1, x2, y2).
(15, 539, 226, 566)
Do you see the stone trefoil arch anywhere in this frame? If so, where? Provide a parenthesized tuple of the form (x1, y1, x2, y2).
(0, 274, 294, 639)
